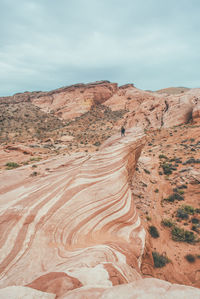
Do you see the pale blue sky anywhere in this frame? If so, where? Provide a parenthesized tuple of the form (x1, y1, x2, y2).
(0, 0, 200, 96)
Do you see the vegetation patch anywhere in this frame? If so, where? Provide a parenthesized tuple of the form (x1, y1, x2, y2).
(152, 251, 170, 268)
(164, 192, 184, 202)
(185, 254, 196, 263)
(30, 157, 42, 162)
(176, 208, 189, 220)
(149, 226, 160, 238)
(171, 225, 197, 243)
(191, 217, 199, 224)
(170, 157, 182, 163)
(159, 154, 168, 160)
(5, 162, 20, 170)
(173, 188, 184, 195)
(161, 162, 174, 175)
(181, 205, 195, 215)
(184, 158, 200, 164)
(161, 219, 174, 228)
(144, 168, 150, 174)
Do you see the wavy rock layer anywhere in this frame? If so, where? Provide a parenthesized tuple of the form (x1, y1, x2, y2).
(0, 128, 200, 298)
(0, 130, 144, 295)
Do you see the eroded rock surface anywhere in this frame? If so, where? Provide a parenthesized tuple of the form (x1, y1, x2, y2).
(1, 82, 200, 298)
(0, 129, 146, 297)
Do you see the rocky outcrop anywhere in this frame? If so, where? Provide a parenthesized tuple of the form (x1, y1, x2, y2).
(26, 272, 82, 297)
(62, 278, 200, 298)
(192, 103, 200, 123)
(0, 81, 118, 121)
(104, 86, 200, 129)
(0, 129, 146, 297)
(31, 81, 118, 119)
(1, 81, 200, 298)
(4, 145, 34, 156)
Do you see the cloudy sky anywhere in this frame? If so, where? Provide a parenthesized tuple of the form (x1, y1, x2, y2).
(1, 0, 200, 96)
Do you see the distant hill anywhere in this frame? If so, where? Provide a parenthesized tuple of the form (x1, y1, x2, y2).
(155, 87, 190, 95)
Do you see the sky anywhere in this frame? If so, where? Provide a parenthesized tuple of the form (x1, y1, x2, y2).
(0, 0, 200, 96)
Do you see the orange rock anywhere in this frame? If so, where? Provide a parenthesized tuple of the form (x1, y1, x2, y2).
(27, 272, 82, 297)
(192, 103, 200, 123)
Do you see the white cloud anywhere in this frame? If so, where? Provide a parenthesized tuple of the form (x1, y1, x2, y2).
(0, 0, 200, 96)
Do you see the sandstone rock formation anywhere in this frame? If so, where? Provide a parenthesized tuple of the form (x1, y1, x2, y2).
(0, 81, 200, 298)
(104, 85, 200, 129)
(31, 81, 118, 119)
(0, 129, 145, 296)
(192, 102, 200, 123)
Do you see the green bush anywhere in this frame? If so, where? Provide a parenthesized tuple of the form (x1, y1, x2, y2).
(191, 218, 199, 224)
(159, 154, 168, 159)
(149, 226, 160, 238)
(161, 162, 173, 175)
(144, 168, 150, 174)
(152, 251, 170, 268)
(182, 205, 195, 215)
(178, 184, 188, 189)
(176, 208, 189, 220)
(30, 157, 41, 162)
(161, 219, 174, 228)
(164, 192, 184, 202)
(5, 162, 20, 170)
(173, 188, 185, 195)
(191, 225, 199, 232)
(185, 254, 196, 263)
(171, 226, 196, 243)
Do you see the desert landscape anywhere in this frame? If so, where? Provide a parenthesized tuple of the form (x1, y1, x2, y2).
(0, 81, 200, 298)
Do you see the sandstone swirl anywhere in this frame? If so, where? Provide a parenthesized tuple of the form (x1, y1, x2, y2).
(0, 129, 200, 298)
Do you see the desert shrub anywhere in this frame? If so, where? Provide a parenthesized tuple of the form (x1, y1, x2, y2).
(178, 184, 188, 189)
(30, 157, 41, 162)
(173, 188, 185, 195)
(185, 254, 196, 263)
(170, 157, 182, 163)
(154, 188, 159, 193)
(191, 218, 199, 224)
(30, 171, 38, 177)
(5, 162, 20, 170)
(191, 225, 199, 232)
(176, 208, 189, 220)
(149, 226, 160, 238)
(171, 226, 196, 243)
(152, 251, 170, 268)
(195, 208, 200, 214)
(182, 205, 195, 215)
(161, 219, 174, 228)
(185, 158, 200, 164)
(171, 226, 185, 242)
(161, 162, 173, 175)
(159, 154, 168, 159)
(144, 168, 150, 174)
(164, 192, 184, 202)
(184, 230, 196, 243)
